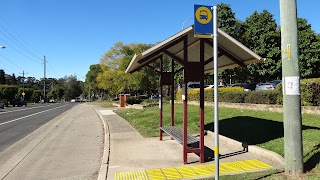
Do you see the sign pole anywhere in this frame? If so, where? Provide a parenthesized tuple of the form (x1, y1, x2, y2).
(213, 5, 219, 180)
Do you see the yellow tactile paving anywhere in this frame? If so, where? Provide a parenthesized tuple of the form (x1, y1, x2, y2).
(176, 166, 198, 178)
(232, 160, 261, 170)
(220, 162, 245, 172)
(146, 169, 166, 180)
(205, 164, 229, 174)
(245, 159, 273, 169)
(114, 170, 148, 180)
(161, 168, 182, 179)
(190, 165, 213, 176)
(114, 159, 272, 180)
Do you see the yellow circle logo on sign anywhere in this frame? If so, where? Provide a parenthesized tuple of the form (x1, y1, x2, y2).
(195, 7, 212, 24)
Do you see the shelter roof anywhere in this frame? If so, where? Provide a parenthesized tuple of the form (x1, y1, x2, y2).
(126, 26, 263, 73)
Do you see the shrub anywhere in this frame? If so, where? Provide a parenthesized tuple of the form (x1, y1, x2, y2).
(278, 78, 320, 106)
(0, 85, 18, 102)
(126, 96, 143, 105)
(220, 92, 248, 103)
(300, 83, 313, 106)
(244, 91, 278, 104)
(276, 84, 283, 105)
(176, 87, 244, 101)
(17, 88, 34, 101)
(32, 90, 42, 102)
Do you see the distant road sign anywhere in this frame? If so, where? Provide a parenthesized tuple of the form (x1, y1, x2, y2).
(194, 4, 213, 38)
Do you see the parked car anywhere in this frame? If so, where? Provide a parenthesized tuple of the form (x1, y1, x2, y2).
(10, 99, 27, 107)
(205, 84, 224, 88)
(181, 82, 201, 89)
(270, 80, 282, 87)
(255, 83, 276, 91)
(228, 83, 257, 91)
(0, 102, 4, 109)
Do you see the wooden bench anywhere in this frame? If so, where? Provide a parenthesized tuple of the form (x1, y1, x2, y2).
(160, 126, 199, 145)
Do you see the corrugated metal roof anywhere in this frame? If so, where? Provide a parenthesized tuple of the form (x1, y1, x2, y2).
(126, 26, 263, 73)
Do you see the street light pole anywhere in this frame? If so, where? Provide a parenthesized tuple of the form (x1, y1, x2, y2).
(182, 18, 194, 30)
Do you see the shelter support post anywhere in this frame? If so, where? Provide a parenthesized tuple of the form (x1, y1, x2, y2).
(159, 56, 163, 141)
(171, 59, 175, 127)
(183, 35, 188, 164)
(171, 59, 175, 140)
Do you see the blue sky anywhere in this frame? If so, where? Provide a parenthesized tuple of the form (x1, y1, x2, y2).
(0, 0, 318, 81)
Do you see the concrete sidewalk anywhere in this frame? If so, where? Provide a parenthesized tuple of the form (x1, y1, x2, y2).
(94, 106, 284, 179)
(0, 104, 103, 180)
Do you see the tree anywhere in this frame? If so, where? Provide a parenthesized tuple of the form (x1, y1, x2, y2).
(216, 3, 246, 84)
(217, 3, 241, 39)
(97, 42, 156, 96)
(84, 64, 103, 99)
(239, 10, 281, 82)
(297, 18, 320, 78)
(62, 75, 83, 100)
(47, 85, 64, 100)
(0, 69, 5, 84)
(5, 73, 17, 85)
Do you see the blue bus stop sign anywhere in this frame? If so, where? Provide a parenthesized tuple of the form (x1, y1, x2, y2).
(194, 4, 213, 38)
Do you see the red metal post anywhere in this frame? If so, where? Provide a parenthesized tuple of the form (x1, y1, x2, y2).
(171, 59, 175, 140)
(171, 59, 175, 127)
(183, 35, 188, 164)
(160, 56, 163, 141)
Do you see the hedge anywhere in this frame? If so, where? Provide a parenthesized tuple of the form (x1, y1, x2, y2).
(175, 78, 320, 106)
(176, 87, 244, 102)
(277, 79, 320, 106)
(17, 88, 34, 101)
(0, 85, 18, 104)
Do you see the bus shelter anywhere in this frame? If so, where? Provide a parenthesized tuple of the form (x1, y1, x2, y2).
(125, 26, 262, 164)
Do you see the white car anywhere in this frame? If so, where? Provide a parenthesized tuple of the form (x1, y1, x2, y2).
(70, 99, 76, 102)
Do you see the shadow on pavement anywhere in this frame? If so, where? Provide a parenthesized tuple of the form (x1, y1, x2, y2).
(188, 142, 247, 163)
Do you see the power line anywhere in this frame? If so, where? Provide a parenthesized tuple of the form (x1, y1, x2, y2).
(0, 26, 42, 61)
(0, 54, 24, 70)
(0, 36, 41, 64)
(0, 15, 44, 59)
(0, 55, 40, 78)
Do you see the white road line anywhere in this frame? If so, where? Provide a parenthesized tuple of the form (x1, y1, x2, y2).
(0, 104, 68, 126)
(0, 104, 56, 114)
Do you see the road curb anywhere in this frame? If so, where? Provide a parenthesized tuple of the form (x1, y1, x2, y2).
(94, 107, 110, 180)
(207, 131, 284, 166)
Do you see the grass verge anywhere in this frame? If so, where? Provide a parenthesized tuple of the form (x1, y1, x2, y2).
(115, 103, 320, 179)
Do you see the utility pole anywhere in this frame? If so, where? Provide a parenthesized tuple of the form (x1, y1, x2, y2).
(280, 0, 304, 175)
(43, 56, 47, 102)
(20, 70, 28, 99)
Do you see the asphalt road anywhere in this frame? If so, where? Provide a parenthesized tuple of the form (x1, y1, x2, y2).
(0, 102, 76, 152)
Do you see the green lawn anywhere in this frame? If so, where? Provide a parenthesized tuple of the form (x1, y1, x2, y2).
(115, 103, 320, 179)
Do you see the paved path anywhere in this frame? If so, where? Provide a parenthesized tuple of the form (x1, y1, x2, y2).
(0, 104, 103, 180)
(95, 106, 284, 180)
